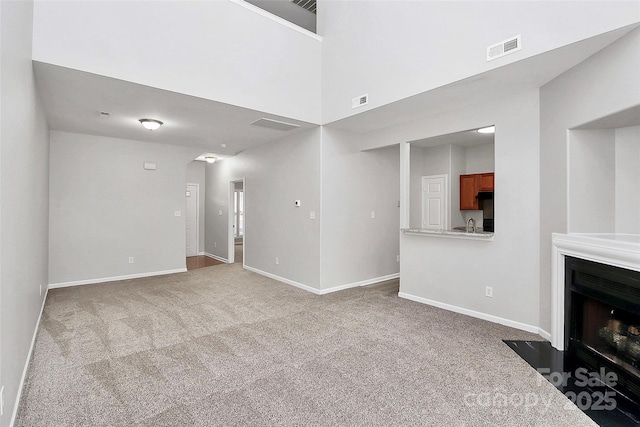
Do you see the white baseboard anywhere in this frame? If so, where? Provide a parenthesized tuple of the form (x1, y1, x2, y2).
(48, 268, 187, 289)
(398, 292, 540, 335)
(244, 266, 400, 296)
(320, 273, 401, 294)
(538, 328, 552, 342)
(203, 252, 229, 263)
(355, 273, 400, 287)
(10, 288, 48, 427)
(244, 265, 323, 295)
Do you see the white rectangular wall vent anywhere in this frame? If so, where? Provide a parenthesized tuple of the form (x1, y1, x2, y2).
(352, 94, 369, 109)
(250, 118, 300, 131)
(487, 35, 521, 61)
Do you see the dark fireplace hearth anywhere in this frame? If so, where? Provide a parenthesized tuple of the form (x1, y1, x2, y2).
(565, 256, 640, 404)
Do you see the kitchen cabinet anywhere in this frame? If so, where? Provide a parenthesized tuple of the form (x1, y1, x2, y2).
(478, 173, 494, 191)
(460, 175, 479, 210)
(460, 172, 494, 210)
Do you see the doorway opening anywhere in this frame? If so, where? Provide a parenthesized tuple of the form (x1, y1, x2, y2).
(229, 179, 245, 265)
(186, 183, 199, 257)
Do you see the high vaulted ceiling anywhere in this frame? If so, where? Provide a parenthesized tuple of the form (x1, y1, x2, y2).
(33, 23, 638, 158)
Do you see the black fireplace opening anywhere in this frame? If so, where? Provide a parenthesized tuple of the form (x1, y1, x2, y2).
(566, 256, 640, 404)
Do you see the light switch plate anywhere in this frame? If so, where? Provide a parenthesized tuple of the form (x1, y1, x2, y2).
(174, 210, 181, 217)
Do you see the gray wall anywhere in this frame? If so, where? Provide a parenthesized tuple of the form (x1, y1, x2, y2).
(615, 126, 640, 234)
(204, 126, 400, 291)
(186, 161, 206, 254)
(32, 0, 321, 123)
(205, 127, 322, 288)
(320, 127, 400, 289)
(49, 131, 202, 285)
(0, 1, 50, 425)
(319, 0, 639, 124)
(568, 130, 616, 233)
(409, 145, 450, 229)
(539, 27, 640, 333)
(465, 143, 495, 174)
(365, 89, 542, 330)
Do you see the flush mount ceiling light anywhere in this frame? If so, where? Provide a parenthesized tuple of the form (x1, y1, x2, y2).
(204, 155, 217, 164)
(477, 125, 495, 134)
(139, 118, 163, 131)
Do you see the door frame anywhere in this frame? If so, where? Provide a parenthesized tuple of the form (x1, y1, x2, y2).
(228, 178, 245, 265)
(186, 182, 200, 257)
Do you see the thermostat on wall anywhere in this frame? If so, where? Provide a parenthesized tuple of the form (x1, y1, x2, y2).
(143, 162, 157, 170)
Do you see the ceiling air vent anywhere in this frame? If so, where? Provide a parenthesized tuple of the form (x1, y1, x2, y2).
(352, 94, 369, 109)
(291, 0, 316, 14)
(487, 35, 521, 61)
(250, 118, 300, 131)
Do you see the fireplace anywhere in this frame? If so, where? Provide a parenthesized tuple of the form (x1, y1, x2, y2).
(565, 256, 640, 402)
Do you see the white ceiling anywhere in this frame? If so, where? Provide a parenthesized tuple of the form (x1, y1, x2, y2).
(33, 24, 638, 158)
(33, 62, 318, 158)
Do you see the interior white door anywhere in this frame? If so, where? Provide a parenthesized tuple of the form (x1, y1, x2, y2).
(185, 184, 198, 256)
(422, 175, 448, 230)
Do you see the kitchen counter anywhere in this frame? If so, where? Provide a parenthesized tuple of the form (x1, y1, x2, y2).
(401, 227, 494, 240)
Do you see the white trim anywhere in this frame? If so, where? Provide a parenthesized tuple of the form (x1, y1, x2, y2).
(228, 178, 245, 266)
(551, 232, 640, 351)
(398, 292, 540, 334)
(244, 265, 323, 295)
(48, 269, 187, 289)
(245, 266, 400, 296)
(317, 275, 399, 295)
(353, 273, 401, 288)
(203, 252, 229, 264)
(186, 182, 200, 257)
(538, 328, 552, 342)
(10, 288, 48, 427)
(228, 0, 323, 41)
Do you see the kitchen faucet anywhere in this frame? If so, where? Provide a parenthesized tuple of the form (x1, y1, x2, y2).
(466, 217, 476, 233)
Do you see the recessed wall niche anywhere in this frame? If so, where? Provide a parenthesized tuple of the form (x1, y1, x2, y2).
(568, 107, 640, 234)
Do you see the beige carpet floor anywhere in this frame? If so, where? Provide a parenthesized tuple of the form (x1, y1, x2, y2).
(16, 264, 595, 426)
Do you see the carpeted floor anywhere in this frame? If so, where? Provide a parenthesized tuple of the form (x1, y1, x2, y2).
(16, 264, 595, 426)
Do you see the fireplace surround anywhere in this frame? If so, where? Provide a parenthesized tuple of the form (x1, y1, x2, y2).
(552, 233, 640, 404)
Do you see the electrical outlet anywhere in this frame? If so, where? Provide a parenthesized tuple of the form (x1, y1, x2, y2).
(275, 257, 279, 265)
(129, 257, 134, 264)
(310, 211, 316, 220)
(370, 211, 375, 219)
(214, 242, 217, 248)
(218, 209, 223, 216)
(485, 286, 493, 298)
(174, 210, 181, 217)
(1, 385, 4, 416)
(397, 254, 400, 262)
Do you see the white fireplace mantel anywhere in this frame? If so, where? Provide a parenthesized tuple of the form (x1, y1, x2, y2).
(551, 233, 640, 351)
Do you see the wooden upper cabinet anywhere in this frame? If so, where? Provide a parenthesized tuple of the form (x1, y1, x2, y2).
(478, 173, 494, 192)
(460, 172, 494, 210)
(460, 174, 479, 210)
